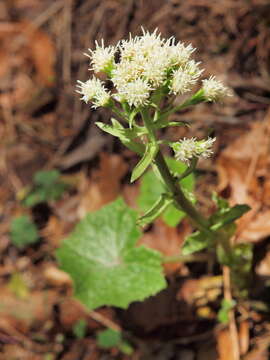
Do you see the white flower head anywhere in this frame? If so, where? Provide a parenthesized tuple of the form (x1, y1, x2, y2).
(87, 39, 115, 73)
(76, 77, 111, 108)
(173, 137, 216, 165)
(141, 47, 170, 86)
(202, 76, 232, 102)
(166, 39, 195, 67)
(111, 60, 139, 88)
(170, 60, 204, 95)
(115, 78, 152, 107)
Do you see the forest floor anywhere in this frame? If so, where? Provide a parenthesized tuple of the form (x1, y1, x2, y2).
(1, 0, 270, 359)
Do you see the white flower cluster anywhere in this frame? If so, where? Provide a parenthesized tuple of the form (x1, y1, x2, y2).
(77, 28, 231, 109)
(173, 137, 216, 165)
(76, 77, 111, 108)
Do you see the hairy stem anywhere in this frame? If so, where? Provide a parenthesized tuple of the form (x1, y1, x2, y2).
(141, 108, 211, 233)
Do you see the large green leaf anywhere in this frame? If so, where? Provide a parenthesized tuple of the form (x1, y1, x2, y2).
(138, 157, 195, 227)
(56, 198, 166, 309)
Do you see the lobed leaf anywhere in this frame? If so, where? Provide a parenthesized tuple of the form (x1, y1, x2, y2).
(56, 198, 166, 309)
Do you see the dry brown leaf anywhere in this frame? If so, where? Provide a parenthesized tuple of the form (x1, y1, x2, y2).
(59, 297, 115, 331)
(43, 265, 72, 287)
(216, 328, 236, 360)
(0, 288, 57, 333)
(78, 153, 128, 217)
(61, 338, 99, 360)
(239, 320, 250, 356)
(256, 250, 270, 276)
(217, 109, 270, 243)
(28, 25, 55, 86)
(41, 215, 71, 248)
(0, 344, 43, 360)
(0, 21, 55, 109)
(177, 276, 222, 305)
(243, 332, 270, 360)
(139, 219, 191, 274)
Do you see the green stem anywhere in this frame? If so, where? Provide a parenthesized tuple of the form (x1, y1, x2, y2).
(160, 89, 205, 121)
(141, 108, 210, 233)
(155, 151, 211, 232)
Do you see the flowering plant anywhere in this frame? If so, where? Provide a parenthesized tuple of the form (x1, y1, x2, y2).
(57, 29, 251, 310)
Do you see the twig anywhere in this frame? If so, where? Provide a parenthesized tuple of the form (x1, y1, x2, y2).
(89, 311, 121, 332)
(223, 266, 240, 360)
(63, 0, 72, 84)
(32, 0, 64, 29)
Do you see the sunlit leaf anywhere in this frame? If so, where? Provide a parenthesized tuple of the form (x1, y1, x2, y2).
(56, 198, 166, 309)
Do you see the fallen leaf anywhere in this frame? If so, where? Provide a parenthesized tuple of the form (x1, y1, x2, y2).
(177, 276, 222, 305)
(0, 22, 55, 86)
(0, 344, 43, 360)
(217, 109, 270, 243)
(239, 320, 250, 356)
(256, 250, 270, 276)
(59, 297, 115, 331)
(78, 152, 128, 217)
(0, 288, 57, 333)
(139, 218, 191, 274)
(43, 265, 72, 287)
(216, 328, 236, 360)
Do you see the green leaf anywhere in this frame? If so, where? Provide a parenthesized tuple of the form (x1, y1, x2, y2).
(96, 120, 145, 155)
(8, 272, 30, 299)
(137, 193, 173, 227)
(10, 216, 39, 249)
(22, 169, 68, 207)
(34, 170, 60, 186)
(97, 329, 121, 348)
(153, 118, 188, 130)
(212, 193, 229, 211)
(230, 243, 253, 297)
(210, 204, 250, 231)
(182, 230, 211, 255)
(138, 157, 195, 227)
(162, 205, 185, 227)
(73, 319, 87, 339)
(217, 299, 236, 324)
(97, 328, 133, 355)
(131, 143, 158, 182)
(56, 198, 166, 309)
